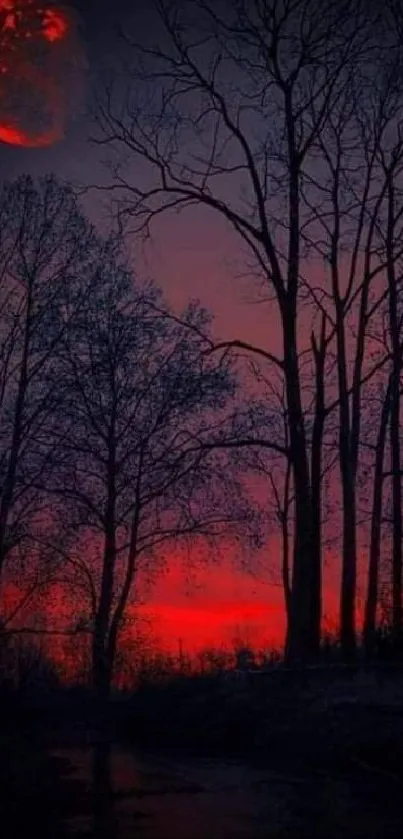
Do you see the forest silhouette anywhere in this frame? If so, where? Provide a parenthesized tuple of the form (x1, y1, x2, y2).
(2, 2, 403, 837)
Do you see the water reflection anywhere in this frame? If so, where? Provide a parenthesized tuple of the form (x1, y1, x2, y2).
(91, 741, 117, 839)
(51, 739, 393, 839)
(55, 742, 278, 838)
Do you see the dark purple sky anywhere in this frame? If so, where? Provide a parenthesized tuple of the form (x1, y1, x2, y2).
(0, 0, 279, 342)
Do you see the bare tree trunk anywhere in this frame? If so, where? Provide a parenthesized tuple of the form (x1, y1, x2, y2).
(335, 259, 373, 660)
(107, 494, 142, 692)
(92, 599, 114, 701)
(92, 441, 117, 701)
(390, 373, 402, 636)
(270, 395, 292, 627)
(0, 286, 32, 576)
(385, 177, 403, 638)
(280, 467, 292, 627)
(310, 314, 327, 658)
(283, 310, 316, 663)
(363, 376, 391, 655)
(333, 287, 358, 660)
(340, 470, 357, 659)
(283, 107, 317, 663)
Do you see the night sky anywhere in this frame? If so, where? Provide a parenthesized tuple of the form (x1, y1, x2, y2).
(0, 0, 340, 656)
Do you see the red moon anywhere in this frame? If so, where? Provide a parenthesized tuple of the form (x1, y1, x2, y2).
(0, 1, 85, 147)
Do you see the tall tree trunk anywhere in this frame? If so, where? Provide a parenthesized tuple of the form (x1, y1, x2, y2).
(310, 314, 327, 658)
(273, 403, 292, 627)
(334, 298, 358, 660)
(385, 177, 402, 638)
(363, 376, 391, 656)
(283, 308, 315, 664)
(92, 536, 115, 700)
(280, 474, 291, 627)
(390, 368, 402, 636)
(340, 471, 357, 659)
(107, 470, 143, 691)
(329, 145, 377, 660)
(92, 440, 117, 701)
(336, 266, 370, 660)
(283, 100, 317, 664)
(0, 287, 32, 576)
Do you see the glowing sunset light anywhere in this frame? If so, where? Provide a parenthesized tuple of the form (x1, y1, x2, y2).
(1, 546, 357, 685)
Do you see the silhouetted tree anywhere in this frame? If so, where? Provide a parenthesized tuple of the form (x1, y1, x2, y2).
(41, 244, 257, 698)
(380, 146, 403, 639)
(363, 375, 392, 654)
(0, 174, 98, 616)
(92, 0, 392, 662)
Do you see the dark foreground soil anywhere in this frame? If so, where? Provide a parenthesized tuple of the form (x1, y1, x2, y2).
(1, 665, 403, 838)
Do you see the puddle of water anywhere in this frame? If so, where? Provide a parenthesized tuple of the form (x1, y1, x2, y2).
(51, 744, 290, 838)
(50, 741, 400, 839)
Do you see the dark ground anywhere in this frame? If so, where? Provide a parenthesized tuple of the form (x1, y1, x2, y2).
(2, 664, 403, 838)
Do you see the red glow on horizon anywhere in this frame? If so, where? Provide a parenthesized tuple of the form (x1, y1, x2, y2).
(0, 541, 368, 686)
